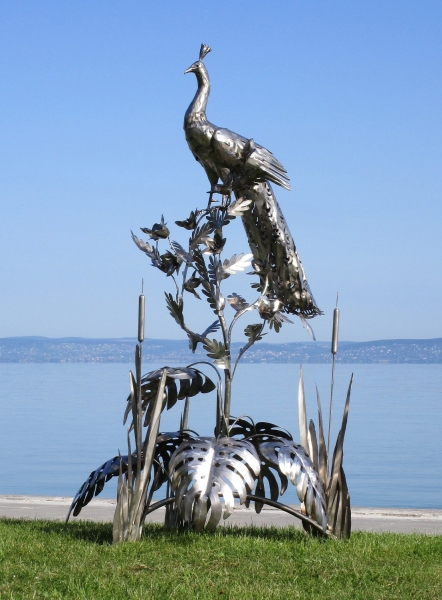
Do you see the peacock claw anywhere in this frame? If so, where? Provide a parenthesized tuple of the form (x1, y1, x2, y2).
(209, 183, 232, 196)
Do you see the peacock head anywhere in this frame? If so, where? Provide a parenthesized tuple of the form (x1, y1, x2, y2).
(184, 44, 211, 77)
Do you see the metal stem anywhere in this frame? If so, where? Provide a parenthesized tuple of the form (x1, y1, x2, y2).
(214, 231, 231, 431)
(182, 397, 190, 430)
(327, 353, 335, 465)
(245, 496, 333, 537)
(223, 371, 232, 435)
(136, 344, 143, 481)
(327, 300, 339, 469)
(145, 495, 333, 537)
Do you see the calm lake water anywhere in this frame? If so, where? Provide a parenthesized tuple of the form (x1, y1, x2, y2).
(1, 362, 441, 508)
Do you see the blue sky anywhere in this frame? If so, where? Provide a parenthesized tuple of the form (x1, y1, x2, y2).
(0, 1, 441, 343)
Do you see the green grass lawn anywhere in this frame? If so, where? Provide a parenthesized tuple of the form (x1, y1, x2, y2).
(0, 519, 441, 599)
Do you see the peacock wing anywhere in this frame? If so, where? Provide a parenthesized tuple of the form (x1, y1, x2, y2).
(244, 144, 290, 191)
(211, 128, 290, 191)
(211, 128, 249, 169)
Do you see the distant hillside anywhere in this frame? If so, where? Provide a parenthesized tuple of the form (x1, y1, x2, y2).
(1, 336, 441, 364)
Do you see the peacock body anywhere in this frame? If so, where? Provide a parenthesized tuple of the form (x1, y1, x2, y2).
(184, 44, 321, 321)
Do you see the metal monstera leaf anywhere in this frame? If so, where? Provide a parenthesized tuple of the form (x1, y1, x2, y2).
(169, 437, 261, 532)
(259, 439, 327, 531)
(66, 430, 197, 521)
(228, 415, 292, 512)
(123, 367, 215, 428)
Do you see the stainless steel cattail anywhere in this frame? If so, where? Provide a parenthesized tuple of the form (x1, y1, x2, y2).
(328, 296, 339, 465)
(331, 307, 340, 355)
(138, 293, 145, 343)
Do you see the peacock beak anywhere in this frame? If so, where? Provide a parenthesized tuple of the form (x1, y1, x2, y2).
(184, 66, 193, 75)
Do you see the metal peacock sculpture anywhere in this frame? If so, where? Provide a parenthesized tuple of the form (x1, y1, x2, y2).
(184, 44, 321, 324)
(66, 45, 352, 544)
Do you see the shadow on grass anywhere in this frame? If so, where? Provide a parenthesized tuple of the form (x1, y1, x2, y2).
(0, 517, 114, 545)
(1, 517, 325, 546)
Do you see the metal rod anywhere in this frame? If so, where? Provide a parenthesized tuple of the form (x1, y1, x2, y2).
(136, 282, 145, 484)
(327, 354, 335, 463)
(182, 397, 190, 430)
(146, 495, 332, 537)
(145, 496, 175, 515)
(327, 298, 340, 465)
(245, 495, 333, 537)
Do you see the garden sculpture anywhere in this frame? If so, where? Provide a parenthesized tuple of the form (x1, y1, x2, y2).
(67, 45, 352, 543)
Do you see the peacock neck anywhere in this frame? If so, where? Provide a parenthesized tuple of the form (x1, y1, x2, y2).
(184, 66, 210, 126)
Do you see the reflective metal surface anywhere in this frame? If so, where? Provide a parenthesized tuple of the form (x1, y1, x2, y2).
(169, 436, 260, 531)
(259, 439, 327, 531)
(67, 45, 352, 542)
(184, 44, 321, 320)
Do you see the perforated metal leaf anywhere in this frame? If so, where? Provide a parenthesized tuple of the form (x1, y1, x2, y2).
(66, 430, 198, 521)
(67, 453, 130, 519)
(123, 367, 215, 427)
(169, 437, 261, 531)
(259, 439, 327, 531)
(228, 416, 291, 509)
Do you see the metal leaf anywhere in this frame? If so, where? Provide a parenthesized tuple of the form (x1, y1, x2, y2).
(228, 416, 291, 508)
(131, 231, 154, 256)
(190, 222, 213, 250)
(227, 293, 249, 312)
(177, 378, 191, 400)
(244, 323, 265, 343)
(176, 210, 197, 231)
(170, 240, 193, 265)
(259, 438, 327, 531)
(187, 320, 219, 353)
(123, 367, 216, 427)
(208, 256, 221, 285)
(152, 430, 198, 491)
(131, 232, 164, 272)
(308, 419, 319, 473)
(183, 272, 202, 299)
(228, 415, 293, 443)
(328, 374, 353, 500)
(201, 320, 221, 338)
(158, 250, 182, 276)
(297, 366, 308, 454)
(300, 316, 316, 341)
(169, 436, 261, 531)
(315, 385, 328, 490)
(222, 253, 253, 275)
(273, 312, 294, 325)
(202, 338, 226, 362)
(66, 430, 200, 521)
(227, 197, 252, 217)
(202, 230, 226, 255)
(67, 454, 130, 519)
(327, 374, 353, 538)
(164, 293, 184, 328)
(206, 207, 228, 231)
(140, 215, 170, 241)
(192, 248, 209, 280)
(166, 379, 178, 410)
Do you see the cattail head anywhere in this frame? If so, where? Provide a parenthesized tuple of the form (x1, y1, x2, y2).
(331, 307, 340, 355)
(138, 281, 145, 344)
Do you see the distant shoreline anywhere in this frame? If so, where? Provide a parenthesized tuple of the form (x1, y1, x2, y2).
(1, 336, 441, 364)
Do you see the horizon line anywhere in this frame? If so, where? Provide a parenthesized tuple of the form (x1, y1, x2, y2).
(1, 336, 442, 345)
